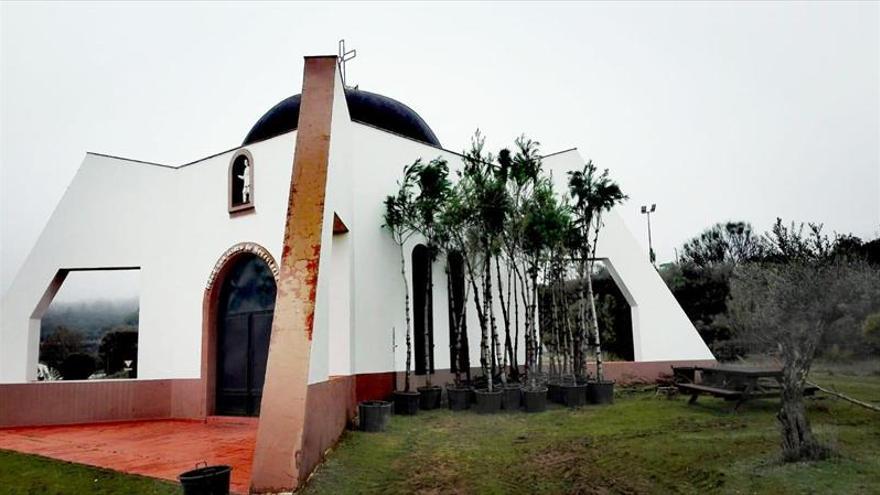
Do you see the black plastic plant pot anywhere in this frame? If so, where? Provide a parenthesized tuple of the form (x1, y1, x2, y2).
(588, 380, 615, 405)
(393, 391, 420, 415)
(501, 384, 522, 411)
(178, 464, 231, 495)
(473, 388, 503, 414)
(359, 400, 392, 432)
(522, 387, 548, 413)
(548, 382, 563, 404)
(562, 383, 588, 408)
(417, 385, 442, 410)
(446, 386, 471, 411)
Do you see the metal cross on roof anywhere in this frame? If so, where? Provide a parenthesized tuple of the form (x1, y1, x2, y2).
(338, 39, 357, 88)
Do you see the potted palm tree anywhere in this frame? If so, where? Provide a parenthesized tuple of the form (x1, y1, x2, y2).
(410, 157, 452, 410)
(383, 162, 421, 415)
(459, 131, 505, 414)
(567, 161, 627, 405)
(520, 174, 570, 411)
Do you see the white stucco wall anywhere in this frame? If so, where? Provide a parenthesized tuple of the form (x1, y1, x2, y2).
(0, 132, 297, 383)
(345, 123, 530, 377)
(1, 72, 711, 385)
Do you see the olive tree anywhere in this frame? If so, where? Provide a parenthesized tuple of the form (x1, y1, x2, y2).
(729, 259, 880, 461)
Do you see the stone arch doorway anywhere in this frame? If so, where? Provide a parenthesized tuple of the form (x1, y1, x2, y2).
(215, 254, 276, 416)
(202, 243, 279, 417)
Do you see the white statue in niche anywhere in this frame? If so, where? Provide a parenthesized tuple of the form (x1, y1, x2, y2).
(238, 158, 252, 203)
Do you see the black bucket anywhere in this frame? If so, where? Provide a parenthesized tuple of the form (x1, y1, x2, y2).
(562, 384, 588, 408)
(393, 390, 420, 415)
(588, 381, 615, 405)
(473, 388, 503, 414)
(501, 384, 522, 411)
(548, 382, 562, 404)
(522, 387, 548, 413)
(359, 400, 392, 432)
(447, 386, 471, 411)
(178, 463, 231, 495)
(417, 385, 442, 410)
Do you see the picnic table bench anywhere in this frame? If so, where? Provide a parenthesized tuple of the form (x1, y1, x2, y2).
(672, 365, 818, 411)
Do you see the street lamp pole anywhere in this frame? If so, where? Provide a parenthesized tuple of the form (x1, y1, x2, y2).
(640, 204, 657, 265)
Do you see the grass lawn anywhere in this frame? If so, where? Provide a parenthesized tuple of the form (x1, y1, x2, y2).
(0, 449, 179, 495)
(303, 368, 880, 495)
(0, 366, 877, 494)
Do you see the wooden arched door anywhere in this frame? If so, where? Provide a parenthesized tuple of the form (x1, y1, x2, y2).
(216, 254, 276, 416)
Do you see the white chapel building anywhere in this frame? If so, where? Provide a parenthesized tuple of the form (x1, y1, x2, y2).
(0, 55, 714, 492)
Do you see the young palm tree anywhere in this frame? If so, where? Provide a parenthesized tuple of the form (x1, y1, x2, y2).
(520, 178, 571, 388)
(410, 157, 452, 387)
(383, 162, 420, 392)
(567, 161, 627, 382)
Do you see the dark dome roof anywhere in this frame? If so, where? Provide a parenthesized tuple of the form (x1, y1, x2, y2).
(243, 89, 440, 147)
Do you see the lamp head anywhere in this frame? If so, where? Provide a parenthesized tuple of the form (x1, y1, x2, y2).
(641, 206, 647, 214)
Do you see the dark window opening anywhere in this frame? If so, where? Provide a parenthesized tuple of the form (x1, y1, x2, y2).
(412, 244, 434, 375)
(37, 268, 140, 381)
(537, 261, 634, 364)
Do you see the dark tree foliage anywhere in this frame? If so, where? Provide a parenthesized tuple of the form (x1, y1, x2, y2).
(60, 353, 96, 380)
(666, 218, 880, 360)
(98, 326, 138, 376)
(678, 221, 766, 267)
(591, 272, 634, 361)
(660, 262, 737, 358)
(39, 326, 85, 371)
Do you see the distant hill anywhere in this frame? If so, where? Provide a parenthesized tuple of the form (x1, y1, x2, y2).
(40, 299, 139, 354)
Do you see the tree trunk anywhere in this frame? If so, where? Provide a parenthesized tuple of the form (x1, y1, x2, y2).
(513, 270, 520, 377)
(496, 255, 514, 382)
(483, 248, 504, 389)
(585, 262, 604, 382)
(424, 254, 433, 386)
(447, 266, 460, 385)
(529, 263, 540, 388)
(399, 243, 413, 392)
(460, 243, 491, 393)
(778, 349, 828, 462)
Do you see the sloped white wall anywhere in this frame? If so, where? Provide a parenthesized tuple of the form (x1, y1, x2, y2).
(0, 133, 297, 383)
(542, 150, 714, 362)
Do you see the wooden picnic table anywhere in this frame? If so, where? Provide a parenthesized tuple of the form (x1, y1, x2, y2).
(672, 365, 815, 411)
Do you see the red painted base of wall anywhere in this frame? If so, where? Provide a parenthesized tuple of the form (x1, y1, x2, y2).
(301, 377, 357, 480)
(354, 372, 396, 402)
(0, 379, 203, 429)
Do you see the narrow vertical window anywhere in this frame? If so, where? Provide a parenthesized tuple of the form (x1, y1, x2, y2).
(412, 244, 433, 375)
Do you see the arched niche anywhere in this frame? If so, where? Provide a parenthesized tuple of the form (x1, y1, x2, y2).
(228, 149, 255, 213)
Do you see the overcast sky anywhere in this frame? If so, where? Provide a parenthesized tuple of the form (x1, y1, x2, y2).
(1, 1, 878, 300)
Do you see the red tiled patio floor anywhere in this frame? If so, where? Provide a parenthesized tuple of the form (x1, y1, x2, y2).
(0, 417, 257, 494)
